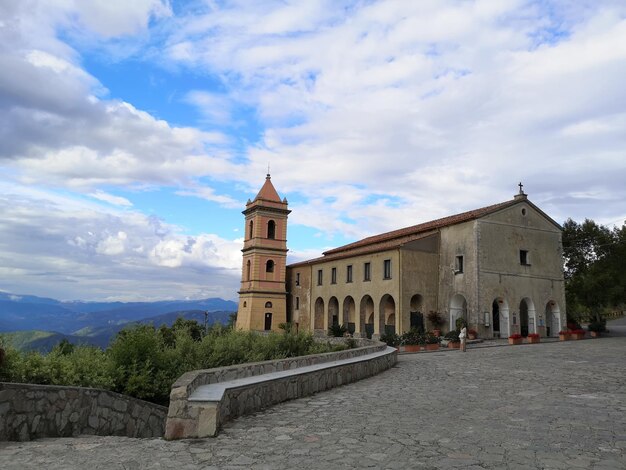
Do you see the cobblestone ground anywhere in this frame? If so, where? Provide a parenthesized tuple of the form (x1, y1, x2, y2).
(1, 336, 625, 470)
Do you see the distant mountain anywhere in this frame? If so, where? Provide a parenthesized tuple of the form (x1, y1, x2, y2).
(0, 292, 237, 334)
(1, 309, 235, 352)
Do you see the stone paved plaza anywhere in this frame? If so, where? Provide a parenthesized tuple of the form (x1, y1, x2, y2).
(1, 332, 625, 469)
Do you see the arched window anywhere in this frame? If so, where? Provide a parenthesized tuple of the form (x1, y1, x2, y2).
(265, 301, 273, 308)
(266, 260, 274, 273)
(246, 260, 251, 281)
(267, 220, 276, 239)
(248, 220, 254, 239)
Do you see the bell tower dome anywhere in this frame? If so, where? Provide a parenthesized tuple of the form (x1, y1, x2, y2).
(236, 173, 290, 331)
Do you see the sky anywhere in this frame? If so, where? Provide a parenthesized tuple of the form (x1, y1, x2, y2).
(1, 0, 625, 302)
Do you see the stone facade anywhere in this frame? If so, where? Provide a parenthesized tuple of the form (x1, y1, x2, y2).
(286, 189, 566, 339)
(0, 382, 167, 441)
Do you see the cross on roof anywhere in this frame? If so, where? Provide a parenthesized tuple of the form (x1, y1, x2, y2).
(518, 182, 524, 194)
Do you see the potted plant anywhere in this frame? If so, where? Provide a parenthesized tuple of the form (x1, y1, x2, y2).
(400, 329, 422, 352)
(444, 330, 460, 349)
(570, 329, 586, 340)
(508, 333, 523, 345)
(558, 330, 570, 341)
(526, 333, 540, 344)
(423, 331, 440, 351)
(467, 328, 478, 340)
(328, 323, 348, 337)
(380, 332, 401, 349)
(455, 317, 467, 332)
(427, 311, 445, 337)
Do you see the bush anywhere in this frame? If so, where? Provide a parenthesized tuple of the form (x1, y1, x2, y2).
(328, 323, 348, 337)
(400, 329, 422, 346)
(380, 332, 401, 347)
(444, 330, 460, 342)
(427, 311, 445, 328)
(455, 317, 467, 331)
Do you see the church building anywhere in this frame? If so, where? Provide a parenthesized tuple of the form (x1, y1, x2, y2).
(237, 176, 566, 339)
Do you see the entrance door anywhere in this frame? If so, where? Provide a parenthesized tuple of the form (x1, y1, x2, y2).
(492, 301, 500, 337)
(264, 312, 272, 331)
(520, 302, 529, 337)
(410, 312, 424, 332)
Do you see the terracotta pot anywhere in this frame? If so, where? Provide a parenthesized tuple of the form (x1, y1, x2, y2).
(448, 341, 460, 349)
(425, 343, 440, 351)
(508, 338, 523, 345)
(590, 331, 600, 338)
(527, 337, 540, 344)
(559, 334, 570, 341)
(404, 344, 420, 353)
(572, 333, 585, 340)
(468, 334, 476, 340)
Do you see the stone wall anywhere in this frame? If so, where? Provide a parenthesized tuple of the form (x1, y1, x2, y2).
(0, 382, 168, 441)
(165, 343, 397, 439)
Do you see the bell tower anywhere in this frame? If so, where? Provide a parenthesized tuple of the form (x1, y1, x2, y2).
(236, 173, 290, 331)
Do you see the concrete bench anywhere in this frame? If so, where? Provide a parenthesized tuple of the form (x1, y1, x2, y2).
(164, 344, 397, 439)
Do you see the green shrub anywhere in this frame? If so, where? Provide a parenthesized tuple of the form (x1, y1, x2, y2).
(328, 323, 348, 337)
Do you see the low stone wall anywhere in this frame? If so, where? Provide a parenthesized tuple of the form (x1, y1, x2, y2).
(165, 343, 397, 439)
(0, 382, 168, 441)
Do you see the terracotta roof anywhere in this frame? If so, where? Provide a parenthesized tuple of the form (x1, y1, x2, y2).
(254, 174, 282, 203)
(323, 199, 517, 256)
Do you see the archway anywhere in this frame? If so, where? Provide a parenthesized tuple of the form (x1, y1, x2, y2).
(343, 296, 356, 335)
(449, 294, 467, 330)
(379, 294, 396, 335)
(360, 295, 374, 339)
(410, 294, 424, 331)
(545, 301, 561, 337)
(492, 298, 510, 338)
(519, 298, 536, 336)
(314, 297, 324, 331)
(328, 297, 339, 328)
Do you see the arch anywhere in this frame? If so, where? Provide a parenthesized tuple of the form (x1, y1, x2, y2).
(379, 294, 396, 336)
(267, 220, 276, 239)
(492, 297, 510, 338)
(343, 296, 356, 334)
(360, 295, 374, 339)
(410, 294, 424, 331)
(449, 294, 467, 329)
(248, 220, 254, 240)
(328, 296, 339, 328)
(314, 297, 324, 330)
(246, 260, 251, 281)
(519, 297, 536, 336)
(544, 301, 561, 337)
(266, 259, 274, 273)
(265, 301, 272, 309)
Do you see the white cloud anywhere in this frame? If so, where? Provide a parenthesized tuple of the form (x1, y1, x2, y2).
(89, 190, 133, 207)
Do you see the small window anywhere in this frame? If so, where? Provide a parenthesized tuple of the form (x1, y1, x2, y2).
(295, 272, 300, 286)
(317, 269, 323, 286)
(243, 301, 247, 307)
(248, 220, 254, 239)
(520, 250, 530, 266)
(364, 262, 371, 281)
(246, 260, 251, 280)
(383, 259, 391, 279)
(331, 267, 337, 284)
(346, 265, 353, 283)
(265, 301, 273, 309)
(455, 255, 464, 274)
(295, 297, 300, 310)
(266, 260, 274, 273)
(267, 220, 276, 239)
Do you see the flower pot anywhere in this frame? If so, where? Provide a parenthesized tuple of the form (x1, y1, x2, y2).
(468, 334, 476, 340)
(508, 338, 522, 345)
(404, 344, 420, 353)
(425, 343, 440, 351)
(590, 331, 600, 338)
(571, 333, 585, 340)
(559, 334, 570, 341)
(527, 336, 540, 344)
(448, 341, 460, 349)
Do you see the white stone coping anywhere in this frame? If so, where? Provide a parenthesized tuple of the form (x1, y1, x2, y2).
(189, 346, 396, 403)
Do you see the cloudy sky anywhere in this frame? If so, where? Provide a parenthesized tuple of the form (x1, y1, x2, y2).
(1, 0, 625, 302)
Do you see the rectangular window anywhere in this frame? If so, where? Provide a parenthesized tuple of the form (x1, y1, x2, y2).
(383, 259, 392, 279)
(346, 265, 353, 283)
(520, 250, 530, 266)
(317, 269, 323, 286)
(455, 255, 464, 274)
(295, 296, 300, 310)
(364, 262, 371, 281)
(331, 267, 337, 284)
(295, 272, 300, 286)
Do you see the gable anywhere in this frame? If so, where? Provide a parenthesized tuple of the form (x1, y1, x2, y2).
(480, 200, 561, 232)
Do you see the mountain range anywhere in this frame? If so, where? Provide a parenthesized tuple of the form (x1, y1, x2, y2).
(0, 292, 238, 352)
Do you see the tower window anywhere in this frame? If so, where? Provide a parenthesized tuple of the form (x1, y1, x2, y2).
(295, 297, 300, 310)
(267, 220, 276, 239)
(248, 220, 254, 239)
(265, 301, 273, 308)
(266, 260, 274, 273)
(246, 260, 251, 280)
(364, 262, 371, 281)
(295, 272, 300, 286)
(383, 259, 392, 279)
(455, 255, 464, 274)
(520, 250, 530, 266)
(346, 265, 353, 283)
(331, 267, 337, 284)
(317, 269, 323, 286)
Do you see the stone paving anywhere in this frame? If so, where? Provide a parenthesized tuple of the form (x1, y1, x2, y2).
(1, 333, 625, 469)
